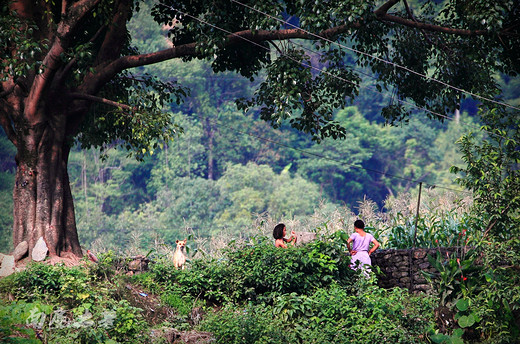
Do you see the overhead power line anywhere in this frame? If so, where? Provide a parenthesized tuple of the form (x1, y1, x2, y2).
(156, 5, 473, 196)
(167, 6, 457, 123)
(163, 5, 506, 138)
(230, 0, 520, 112)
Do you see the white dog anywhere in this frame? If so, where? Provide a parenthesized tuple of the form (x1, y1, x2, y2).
(173, 238, 187, 269)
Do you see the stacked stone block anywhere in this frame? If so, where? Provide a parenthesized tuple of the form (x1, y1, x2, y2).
(371, 247, 463, 293)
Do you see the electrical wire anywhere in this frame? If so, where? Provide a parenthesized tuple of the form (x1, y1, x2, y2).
(154, 5, 491, 195)
(230, 0, 520, 112)
(167, 6, 458, 123)
(161, 5, 509, 139)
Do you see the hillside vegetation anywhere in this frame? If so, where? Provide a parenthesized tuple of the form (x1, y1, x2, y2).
(1, 208, 519, 344)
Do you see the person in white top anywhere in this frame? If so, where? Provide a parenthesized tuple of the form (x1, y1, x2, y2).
(346, 219, 380, 270)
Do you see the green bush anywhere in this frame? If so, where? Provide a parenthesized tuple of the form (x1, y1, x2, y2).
(468, 238, 520, 343)
(161, 236, 357, 304)
(200, 281, 436, 343)
(423, 237, 520, 343)
(0, 262, 149, 344)
(200, 303, 298, 344)
(0, 263, 92, 305)
(161, 291, 197, 317)
(0, 301, 49, 344)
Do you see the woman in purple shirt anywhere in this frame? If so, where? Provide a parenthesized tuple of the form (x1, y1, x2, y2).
(346, 219, 380, 270)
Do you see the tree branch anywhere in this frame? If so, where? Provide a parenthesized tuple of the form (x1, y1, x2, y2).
(375, 0, 487, 36)
(61, 0, 67, 17)
(89, 26, 351, 93)
(67, 92, 133, 110)
(0, 84, 15, 98)
(402, 0, 454, 58)
(54, 24, 107, 86)
(0, 83, 18, 145)
(63, 0, 102, 27)
(0, 112, 17, 146)
(483, 204, 511, 238)
(95, 0, 130, 64)
(25, 0, 103, 122)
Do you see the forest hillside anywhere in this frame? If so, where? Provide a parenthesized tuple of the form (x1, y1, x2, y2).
(2, 0, 514, 254)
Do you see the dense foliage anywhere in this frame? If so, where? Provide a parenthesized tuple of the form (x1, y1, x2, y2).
(0, 236, 438, 344)
(451, 109, 520, 238)
(151, 238, 357, 303)
(1, 214, 519, 343)
(0, 257, 147, 343)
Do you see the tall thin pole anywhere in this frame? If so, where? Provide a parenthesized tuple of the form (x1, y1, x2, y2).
(413, 182, 423, 248)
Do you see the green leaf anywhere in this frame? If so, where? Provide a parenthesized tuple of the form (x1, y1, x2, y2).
(338, 231, 349, 243)
(452, 328, 464, 337)
(458, 314, 476, 328)
(455, 299, 469, 311)
(450, 337, 464, 344)
(431, 333, 449, 343)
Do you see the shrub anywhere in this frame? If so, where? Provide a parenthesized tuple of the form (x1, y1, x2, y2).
(0, 263, 92, 305)
(0, 301, 49, 344)
(200, 303, 298, 344)
(200, 281, 436, 344)
(0, 261, 150, 344)
(468, 238, 520, 343)
(164, 236, 357, 304)
(423, 237, 520, 343)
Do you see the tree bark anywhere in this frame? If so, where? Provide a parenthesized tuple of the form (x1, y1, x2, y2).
(205, 117, 215, 180)
(12, 113, 82, 258)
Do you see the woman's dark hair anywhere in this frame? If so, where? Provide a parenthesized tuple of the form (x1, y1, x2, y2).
(273, 223, 285, 239)
(354, 219, 365, 229)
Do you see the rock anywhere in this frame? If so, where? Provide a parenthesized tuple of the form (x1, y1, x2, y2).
(400, 277, 411, 284)
(419, 262, 430, 269)
(128, 256, 149, 271)
(413, 249, 427, 259)
(128, 260, 142, 271)
(0, 255, 16, 277)
(13, 241, 29, 261)
(32, 237, 48, 261)
(0, 253, 4, 265)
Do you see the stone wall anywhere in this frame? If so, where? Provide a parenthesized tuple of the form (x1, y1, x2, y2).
(371, 247, 463, 293)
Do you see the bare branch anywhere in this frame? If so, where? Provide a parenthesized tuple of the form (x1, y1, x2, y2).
(68, 92, 133, 110)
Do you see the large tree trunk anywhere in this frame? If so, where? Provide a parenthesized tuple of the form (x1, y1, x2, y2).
(12, 114, 82, 259)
